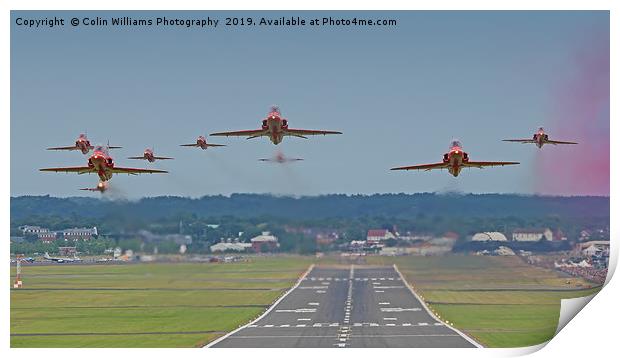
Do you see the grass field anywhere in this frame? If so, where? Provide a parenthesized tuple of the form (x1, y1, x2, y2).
(10, 256, 314, 347)
(367, 255, 602, 348)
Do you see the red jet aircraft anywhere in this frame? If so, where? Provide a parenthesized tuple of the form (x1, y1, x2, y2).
(259, 151, 303, 163)
(210, 106, 342, 145)
(503, 127, 578, 148)
(128, 148, 173, 162)
(80, 181, 108, 193)
(180, 135, 226, 150)
(40, 145, 167, 182)
(47, 134, 121, 155)
(391, 140, 519, 177)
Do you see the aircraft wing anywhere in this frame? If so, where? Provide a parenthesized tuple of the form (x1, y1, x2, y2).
(502, 139, 536, 143)
(464, 161, 520, 168)
(110, 167, 168, 175)
(285, 129, 343, 136)
(546, 140, 578, 145)
(210, 129, 268, 138)
(390, 163, 449, 171)
(205, 143, 227, 147)
(108, 146, 122, 149)
(46, 145, 79, 151)
(180, 144, 200, 147)
(39, 166, 95, 174)
(127, 156, 146, 160)
(153, 156, 174, 160)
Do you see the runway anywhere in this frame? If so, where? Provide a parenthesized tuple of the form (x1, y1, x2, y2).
(209, 265, 479, 348)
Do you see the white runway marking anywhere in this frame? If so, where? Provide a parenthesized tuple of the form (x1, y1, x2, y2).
(419, 323, 429, 326)
(280, 324, 290, 327)
(264, 324, 274, 328)
(380, 307, 422, 312)
(402, 323, 412, 326)
(375, 290, 385, 293)
(383, 317, 398, 321)
(386, 323, 396, 326)
(316, 290, 326, 293)
(308, 302, 320, 306)
(297, 318, 311, 321)
(379, 302, 390, 305)
(374, 286, 405, 289)
(275, 308, 317, 313)
(296, 324, 306, 327)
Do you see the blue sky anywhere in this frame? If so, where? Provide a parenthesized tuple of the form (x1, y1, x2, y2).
(10, 11, 609, 198)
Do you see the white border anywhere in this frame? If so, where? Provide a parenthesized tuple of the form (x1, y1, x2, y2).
(393, 264, 483, 348)
(3, 2, 615, 357)
(204, 263, 315, 348)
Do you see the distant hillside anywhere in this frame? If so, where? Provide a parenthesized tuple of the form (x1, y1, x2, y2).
(10, 193, 609, 221)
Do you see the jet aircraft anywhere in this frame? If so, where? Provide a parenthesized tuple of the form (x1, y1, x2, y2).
(503, 127, 578, 148)
(210, 106, 342, 145)
(391, 140, 519, 177)
(80, 181, 108, 193)
(180, 135, 226, 149)
(43, 252, 81, 263)
(47, 134, 121, 155)
(40, 145, 167, 182)
(128, 148, 173, 162)
(259, 151, 304, 163)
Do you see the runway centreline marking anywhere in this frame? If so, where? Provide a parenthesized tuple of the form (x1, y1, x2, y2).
(204, 263, 315, 348)
(392, 264, 483, 348)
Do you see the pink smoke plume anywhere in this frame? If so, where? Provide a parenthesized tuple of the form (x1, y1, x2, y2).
(534, 35, 610, 196)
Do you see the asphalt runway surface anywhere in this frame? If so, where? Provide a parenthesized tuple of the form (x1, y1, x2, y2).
(210, 265, 478, 348)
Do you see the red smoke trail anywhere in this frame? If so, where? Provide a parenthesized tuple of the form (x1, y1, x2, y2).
(535, 35, 609, 196)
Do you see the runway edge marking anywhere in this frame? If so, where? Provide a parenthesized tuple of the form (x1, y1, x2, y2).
(203, 263, 316, 348)
(392, 264, 483, 348)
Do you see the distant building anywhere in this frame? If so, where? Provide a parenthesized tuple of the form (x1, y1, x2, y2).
(430, 232, 459, 246)
(316, 233, 339, 246)
(408, 242, 451, 256)
(250, 232, 279, 252)
(366, 229, 396, 244)
(512, 228, 553, 242)
(577, 241, 610, 257)
(210, 242, 252, 253)
(494, 246, 515, 256)
(20, 225, 49, 235)
(472, 232, 508, 242)
(62, 227, 98, 241)
(58, 246, 77, 256)
(38, 232, 58, 243)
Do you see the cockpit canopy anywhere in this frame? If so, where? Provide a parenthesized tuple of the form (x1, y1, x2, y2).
(269, 105, 281, 115)
(93, 145, 109, 155)
(450, 139, 462, 149)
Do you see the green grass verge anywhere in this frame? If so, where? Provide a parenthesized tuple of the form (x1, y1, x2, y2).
(366, 255, 602, 348)
(10, 256, 313, 348)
